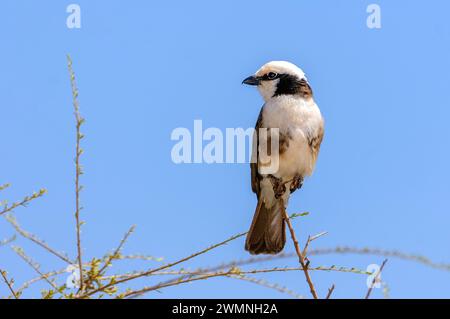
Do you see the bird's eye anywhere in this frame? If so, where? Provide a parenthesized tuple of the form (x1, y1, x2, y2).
(267, 72, 278, 80)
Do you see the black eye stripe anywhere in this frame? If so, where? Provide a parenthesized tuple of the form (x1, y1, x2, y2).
(273, 75, 313, 98)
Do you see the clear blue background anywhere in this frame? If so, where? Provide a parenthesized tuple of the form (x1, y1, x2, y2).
(1, 0, 450, 298)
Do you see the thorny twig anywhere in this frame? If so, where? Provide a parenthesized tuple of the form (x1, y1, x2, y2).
(1, 270, 18, 299)
(0, 235, 16, 247)
(229, 274, 304, 299)
(16, 269, 67, 296)
(0, 189, 47, 217)
(125, 267, 308, 299)
(17, 262, 370, 298)
(122, 261, 365, 299)
(186, 246, 450, 275)
(77, 232, 247, 298)
(67, 54, 85, 292)
(280, 198, 319, 299)
(122, 268, 296, 299)
(105, 265, 371, 282)
(326, 284, 335, 299)
(310, 247, 450, 271)
(97, 225, 136, 277)
(303, 231, 328, 256)
(0, 183, 11, 192)
(12, 246, 61, 293)
(4, 215, 73, 264)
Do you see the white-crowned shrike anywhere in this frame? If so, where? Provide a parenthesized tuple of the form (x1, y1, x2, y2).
(243, 61, 324, 255)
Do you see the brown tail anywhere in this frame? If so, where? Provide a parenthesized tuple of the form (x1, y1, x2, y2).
(245, 198, 286, 255)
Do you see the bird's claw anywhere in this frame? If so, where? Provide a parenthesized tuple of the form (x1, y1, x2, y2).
(290, 175, 304, 193)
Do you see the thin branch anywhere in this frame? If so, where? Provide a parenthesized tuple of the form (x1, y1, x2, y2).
(309, 247, 450, 271)
(97, 225, 136, 276)
(122, 270, 243, 299)
(79, 231, 247, 298)
(16, 260, 104, 296)
(0, 183, 11, 192)
(117, 254, 164, 262)
(11, 246, 60, 292)
(280, 198, 319, 299)
(16, 268, 67, 296)
(302, 235, 312, 257)
(229, 274, 304, 299)
(326, 284, 335, 299)
(365, 259, 388, 299)
(106, 265, 371, 281)
(67, 54, 85, 292)
(125, 268, 306, 299)
(4, 215, 73, 264)
(16, 263, 367, 298)
(0, 189, 47, 217)
(0, 270, 18, 299)
(123, 263, 351, 299)
(138, 264, 367, 295)
(0, 235, 16, 247)
(302, 231, 328, 258)
(91, 242, 450, 300)
(81, 213, 307, 298)
(199, 246, 450, 275)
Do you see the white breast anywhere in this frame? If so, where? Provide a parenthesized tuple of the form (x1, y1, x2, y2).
(261, 95, 323, 179)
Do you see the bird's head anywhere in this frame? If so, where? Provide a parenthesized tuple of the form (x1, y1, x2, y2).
(242, 61, 311, 102)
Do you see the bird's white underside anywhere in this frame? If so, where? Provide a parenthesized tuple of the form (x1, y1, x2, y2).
(258, 95, 323, 209)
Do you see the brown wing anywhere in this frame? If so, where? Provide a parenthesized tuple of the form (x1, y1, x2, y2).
(247, 105, 287, 255)
(308, 120, 324, 164)
(251, 106, 264, 196)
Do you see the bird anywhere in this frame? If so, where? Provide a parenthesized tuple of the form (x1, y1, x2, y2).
(242, 61, 324, 255)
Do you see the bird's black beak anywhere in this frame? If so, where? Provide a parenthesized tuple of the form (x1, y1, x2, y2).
(242, 75, 261, 86)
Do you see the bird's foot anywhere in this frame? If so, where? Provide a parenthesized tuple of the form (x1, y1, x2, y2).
(269, 175, 286, 199)
(289, 175, 304, 193)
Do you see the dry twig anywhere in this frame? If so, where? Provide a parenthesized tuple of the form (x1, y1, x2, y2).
(67, 54, 85, 292)
(0, 183, 11, 192)
(280, 198, 318, 299)
(0, 189, 47, 217)
(1, 270, 18, 299)
(78, 232, 247, 298)
(229, 274, 304, 299)
(326, 284, 335, 299)
(12, 246, 60, 293)
(4, 215, 73, 264)
(0, 235, 16, 248)
(97, 225, 136, 278)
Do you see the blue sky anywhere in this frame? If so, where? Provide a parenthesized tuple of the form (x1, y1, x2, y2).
(1, 0, 450, 298)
